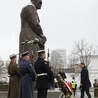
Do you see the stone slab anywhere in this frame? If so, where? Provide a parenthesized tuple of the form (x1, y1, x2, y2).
(0, 89, 61, 98)
(0, 88, 96, 98)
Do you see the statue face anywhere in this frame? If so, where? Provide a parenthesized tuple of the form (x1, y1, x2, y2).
(35, 0, 42, 9)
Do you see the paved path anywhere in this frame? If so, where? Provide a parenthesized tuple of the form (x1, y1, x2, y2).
(50, 88, 95, 98)
(0, 88, 96, 98)
(71, 91, 94, 98)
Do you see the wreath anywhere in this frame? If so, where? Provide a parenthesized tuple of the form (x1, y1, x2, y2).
(56, 74, 72, 98)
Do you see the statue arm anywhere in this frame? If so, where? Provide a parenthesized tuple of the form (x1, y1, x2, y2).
(24, 5, 43, 37)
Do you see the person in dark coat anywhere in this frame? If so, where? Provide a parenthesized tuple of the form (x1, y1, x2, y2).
(19, 0, 46, 63)
(79, 62, 91, 98)
(18, 51, 36, 98)
(8, 54, 21, 98)
(49, 67, 56, 89)
(93, 79, 98, 97)
(58, 68, 67, 80)
(34, 50, 53, 98)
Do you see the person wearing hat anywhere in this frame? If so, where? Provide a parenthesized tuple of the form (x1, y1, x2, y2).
(8, 54, 21, 98)
(18, 51, 36, 98)
(93, 79, 98, 87)
(93, 79, 98, 97)
(34, 50, 53, 98)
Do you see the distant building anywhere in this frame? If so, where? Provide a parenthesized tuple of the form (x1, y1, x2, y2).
(50, 49, 66, 69)
(88, 55, 98, 85)
(55, 49, 66, 68)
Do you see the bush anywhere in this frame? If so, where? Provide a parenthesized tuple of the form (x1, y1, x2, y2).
(0, 80, 3, 84)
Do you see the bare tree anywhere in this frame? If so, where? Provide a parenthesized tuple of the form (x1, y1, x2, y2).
(4, 60, 10, 70)
(67, 55, 79, 68)
(50, 49, 66, 69)
(0, 58, 10, 73)
(72, 40, 95, 67)
(0, 58, 4, 73)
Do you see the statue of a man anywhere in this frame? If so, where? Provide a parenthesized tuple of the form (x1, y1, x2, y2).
(19, 0, 46, 63)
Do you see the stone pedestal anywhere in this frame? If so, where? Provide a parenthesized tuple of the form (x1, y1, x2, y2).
(94, 88, 98, 97)
(0, 84, 8, 91)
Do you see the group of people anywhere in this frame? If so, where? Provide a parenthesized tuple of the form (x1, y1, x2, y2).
(57, 63, 92, 98)
(8, 50, 53, 98)
(7, 51, 92, 98)
(8, 51, 93, 98)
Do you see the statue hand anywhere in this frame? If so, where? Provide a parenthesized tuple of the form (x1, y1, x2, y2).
(38, 36, 47, 47)
(33, 38, 39, 44)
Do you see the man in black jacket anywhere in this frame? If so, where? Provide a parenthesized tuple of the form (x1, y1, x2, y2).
(80, 62, 91, 98)
(34, 50, 53, 98)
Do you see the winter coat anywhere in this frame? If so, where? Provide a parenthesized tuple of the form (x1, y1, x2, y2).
(8, 61, 21, 98)
(18, 59, 36, 98)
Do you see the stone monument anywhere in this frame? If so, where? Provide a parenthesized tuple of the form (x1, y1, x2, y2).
(19, 0, 46, 63)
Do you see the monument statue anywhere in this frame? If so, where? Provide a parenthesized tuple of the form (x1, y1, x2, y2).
(19, 0, 46, 63)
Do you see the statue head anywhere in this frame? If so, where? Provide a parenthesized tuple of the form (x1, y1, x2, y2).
(31, 0, 42, 9)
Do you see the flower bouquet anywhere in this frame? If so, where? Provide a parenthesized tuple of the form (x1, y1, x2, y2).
(56, 74, 72, 98)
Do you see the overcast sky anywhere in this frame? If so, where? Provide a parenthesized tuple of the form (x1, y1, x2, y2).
(0, 0, 98, 60)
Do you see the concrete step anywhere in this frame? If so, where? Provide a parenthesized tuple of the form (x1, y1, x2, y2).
(0, 88, 95, 98)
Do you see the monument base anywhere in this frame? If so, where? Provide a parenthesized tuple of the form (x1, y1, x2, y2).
(0, 88, 61, 98)
(0, 84, 8, 91)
